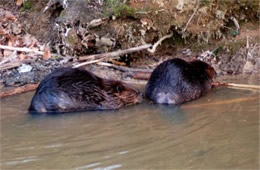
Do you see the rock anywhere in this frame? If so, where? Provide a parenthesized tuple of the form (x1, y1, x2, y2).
(18, 64, 33, 73)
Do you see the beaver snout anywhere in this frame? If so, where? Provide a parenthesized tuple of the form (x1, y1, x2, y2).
(136, 91, 144, 103)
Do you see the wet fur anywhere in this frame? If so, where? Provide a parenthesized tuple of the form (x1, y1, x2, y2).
(145, 58, 216, 104)
(29, 67, 142, 113)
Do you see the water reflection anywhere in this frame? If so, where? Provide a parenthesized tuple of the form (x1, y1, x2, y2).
(1, 75, 259, 169)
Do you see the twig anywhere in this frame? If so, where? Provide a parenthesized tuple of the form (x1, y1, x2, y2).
(75, 32, 172, 68)
(0, 45, 44, 55)
(79, 44, 152, 61)
(0, 83, 39, 98)
(124, 72, 151, 80)
(182, 2, 199, 33)
(182, 96, 258, 109)
(147, 32, 173, 53)
(227, 83, 260, 90)
(122, 79, 148, 85)
(74, 44, 152, 68)
(96, 62, 153, 72)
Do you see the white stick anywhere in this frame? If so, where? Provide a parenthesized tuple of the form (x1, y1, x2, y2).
(74, 44, 152, 68)
(0, 45, 44, 55)
(96, 62, 153, 72)
(147, 32, 173, 53)
(75, 32, 174, 68)
(227, 83, 260, 90)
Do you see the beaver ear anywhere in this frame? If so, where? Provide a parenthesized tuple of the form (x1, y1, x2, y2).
(115, 85, 123, 93)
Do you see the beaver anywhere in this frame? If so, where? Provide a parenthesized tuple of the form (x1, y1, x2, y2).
(145, 58, 216, 104)
(29, 67, 143, 113)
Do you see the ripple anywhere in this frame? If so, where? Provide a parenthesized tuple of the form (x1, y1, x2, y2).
(76, 162, 101, 169)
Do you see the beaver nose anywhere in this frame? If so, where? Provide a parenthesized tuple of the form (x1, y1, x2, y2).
(139, 91, 144, 98)
(137, 91, 144, 103)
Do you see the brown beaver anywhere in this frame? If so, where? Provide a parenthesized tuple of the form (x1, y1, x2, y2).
(29, 67, 143, 113)
(145, 58, 216, 104)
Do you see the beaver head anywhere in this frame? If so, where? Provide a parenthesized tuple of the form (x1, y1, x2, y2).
(190, 60, 217, 80)
(102, 80, 143, 108)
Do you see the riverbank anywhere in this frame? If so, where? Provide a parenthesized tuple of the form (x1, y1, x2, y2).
(0, 0, 259, 91)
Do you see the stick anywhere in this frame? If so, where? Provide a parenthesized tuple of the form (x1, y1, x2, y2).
(212, 82, 260, 90)
(0, 83, 39, 98)
(147, 32, 173, 53)
(227, 83, 260, 90)
(124, 72, 151, 80)
(122, 79, 148, 85)
(182, 96, 258, 109)
(78, 44, 152, 62)
(96, 62, 153, 72)
(0, 45, 44, 55)
(75, 31, 174, 68)
(73, 59, 103, 68)
(182, 2, 199, 33)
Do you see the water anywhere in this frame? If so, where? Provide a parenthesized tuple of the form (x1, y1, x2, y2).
(1, 75, 259, 169)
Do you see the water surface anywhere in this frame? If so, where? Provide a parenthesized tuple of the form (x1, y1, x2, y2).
(1, 75, 259, 169)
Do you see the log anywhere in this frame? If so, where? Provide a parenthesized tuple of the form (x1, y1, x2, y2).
(0, 83, 39, 98)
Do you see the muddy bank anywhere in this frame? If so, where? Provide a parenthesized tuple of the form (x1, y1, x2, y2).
(0, 0, 259, 89)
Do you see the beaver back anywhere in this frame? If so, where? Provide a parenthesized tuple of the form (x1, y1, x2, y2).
(145, 58, 216, 104)
(29, 67, 143, 113)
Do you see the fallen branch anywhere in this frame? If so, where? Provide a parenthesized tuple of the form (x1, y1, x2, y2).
(76, 31, 174, 68)
(124, 72, 151, 80)
(212, 81, 260, 90)
(0, 45, 44, 55)
(78, 44, 152, 62)
(182, 96, 258, 109)
(96, 62, 153, 72)
(0, 83, 39, 98)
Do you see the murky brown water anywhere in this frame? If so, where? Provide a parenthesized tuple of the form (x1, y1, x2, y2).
(1, 75, 259, 169)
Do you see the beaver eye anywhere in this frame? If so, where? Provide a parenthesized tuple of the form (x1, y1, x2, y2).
(115, 86, 123, 93)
